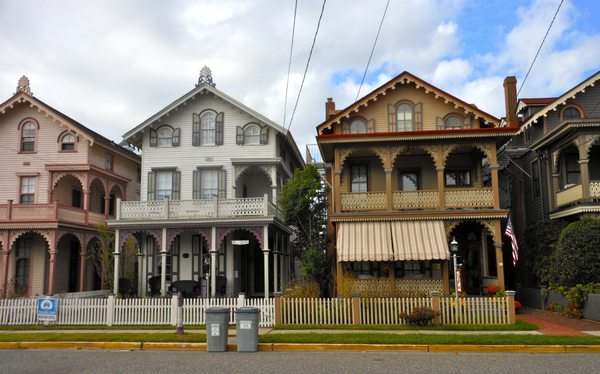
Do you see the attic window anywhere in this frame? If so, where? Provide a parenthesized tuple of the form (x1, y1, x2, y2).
(444, 115, 463, 130)
(349, 119, 367, 134)
(244, 124, 260, 145)
(158, 126, 173, 146)
(562, 107, 581, 121)
(61, 134, 77, 151)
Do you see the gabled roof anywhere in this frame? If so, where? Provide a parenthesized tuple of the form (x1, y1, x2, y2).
(517, 70, 600, 134)
(0, 91, 139, 161)
(123, 82, 290, 142)
(317, 71, 500, 133)
(516, 97, 556, 113)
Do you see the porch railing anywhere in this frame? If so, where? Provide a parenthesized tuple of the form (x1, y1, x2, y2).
(118, 195, 284, 221)
(445, 188, 493, 208)
(393, 190, 438, 209)
(556, 184, 583, 206)
(0, 200, 108, 227)
(340, 192, 386, 211)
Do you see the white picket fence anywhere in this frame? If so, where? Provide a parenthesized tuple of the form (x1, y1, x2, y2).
(280, 296, 511, 325)
(0, 296, 275, 327)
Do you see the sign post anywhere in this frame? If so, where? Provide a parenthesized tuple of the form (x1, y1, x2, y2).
(37, 297, 58, 323)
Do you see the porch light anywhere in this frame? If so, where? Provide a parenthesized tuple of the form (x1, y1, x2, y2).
(449, 236, 460, 319)
(450, 237, 459, 254)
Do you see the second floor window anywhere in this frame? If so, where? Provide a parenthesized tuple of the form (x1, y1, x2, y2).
(244, 125, 260, 145)
(564, 153, 580, 186)
(351, 165, 368, 192)
(201, 112, 216, 145)
(193, 168, 226, 199)
(445, 170, 471, 187)
(147, 170, 181, 200)
(105, 153, 114, 171)
(21, 121, 37, 152)
(20, 177, 36, 204)
(396, 103, 413, 131)
(399, 171, 420, 191)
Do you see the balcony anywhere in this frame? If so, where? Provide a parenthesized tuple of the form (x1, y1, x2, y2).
(555, 180, 600, 207)
(445, 188, 494, 208)
(0, 200, 107, 227)
(116, 195, 284, 222)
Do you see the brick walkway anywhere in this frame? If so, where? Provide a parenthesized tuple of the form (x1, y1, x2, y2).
(517, 307, 600, 336)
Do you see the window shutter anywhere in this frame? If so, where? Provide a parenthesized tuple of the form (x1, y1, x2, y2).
(192, 113, 200, 146)
(172, 171, 181, 200)
(147, 171, 156, 200)
(342, 122, 349, 134)
(367, 119, 375, 133)
(260, 126, 269, 144)
(193, 170, 202, 199)
(215, 112, 224, 145)
(218, 169, 226, 199)
(172, 128, 180, 146)
(149, 129, 157, 147)
(436, 116, 444, 130)
(463, 116, 472, 129)
(387, 103, 396, 132)
(236, 126, 244, 145)
(414, 102, 423, 130)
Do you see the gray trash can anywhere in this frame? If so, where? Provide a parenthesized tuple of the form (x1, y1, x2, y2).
(205, 307, 230, 352)
(235, 307, 260, 352)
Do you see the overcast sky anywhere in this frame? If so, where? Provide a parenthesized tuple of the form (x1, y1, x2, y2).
(1, 0, 599, 154)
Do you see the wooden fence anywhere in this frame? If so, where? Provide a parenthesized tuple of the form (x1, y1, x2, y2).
(277, 292, 516, 325)
(0, 295, 274, 327)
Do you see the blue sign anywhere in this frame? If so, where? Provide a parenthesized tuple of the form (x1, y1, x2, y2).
(37, 297, 58, 321)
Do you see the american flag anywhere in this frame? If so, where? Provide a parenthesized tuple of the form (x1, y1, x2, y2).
(505, 216, 519, 266)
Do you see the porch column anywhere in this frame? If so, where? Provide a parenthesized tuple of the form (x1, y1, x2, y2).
(263, 225, 269, 298)
(385, 168, 393, 211)
(160, 227, 167, 296)
(0, 249, 9, 297)
(83, 190, 90, 224)
(137, 252, 144, 297)
(47, 250, 57, 295)
(490, 165, 500, 208)
(333, 148, 342, 213)
(436, 167, 446, 209)
(113, 228, 120, 295)
(103, 195, 110, 219)
(210, 227, 217, 297)
(79, 250, 87, 292)
(494, 242, 505, 290)
(552, 173, 560, 207)
(579, 159, 590, 200)
(442, 261, 450, 296)
(273, 231, 279, 293)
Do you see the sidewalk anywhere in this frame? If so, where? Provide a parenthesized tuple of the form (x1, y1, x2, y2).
(516, 307, 600, 336)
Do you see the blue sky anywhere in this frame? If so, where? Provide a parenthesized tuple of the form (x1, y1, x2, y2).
(1, 0, 599, 151)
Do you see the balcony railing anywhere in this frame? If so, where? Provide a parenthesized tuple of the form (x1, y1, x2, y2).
(556, 184, 583, 207)
(445, 188, 494, 208)
(340, 192, 387, 211)
(393, 190, 438, 210)
(117, 195, 284, 221)
(0, 200, 108, 226)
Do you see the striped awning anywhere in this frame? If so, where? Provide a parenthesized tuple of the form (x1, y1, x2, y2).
(336, 222, 393, 262)
(390, 221, 449, 261)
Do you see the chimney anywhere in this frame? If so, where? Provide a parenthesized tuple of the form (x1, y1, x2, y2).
(325, 98, 336, 120)
(503, 76, 518, 127)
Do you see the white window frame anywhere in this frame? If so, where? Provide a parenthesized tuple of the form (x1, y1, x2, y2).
(157, 126, 173, 147)
(201, 112, 216, 145)
(19, 176, 36, 204)
(244, 124, 261, 145)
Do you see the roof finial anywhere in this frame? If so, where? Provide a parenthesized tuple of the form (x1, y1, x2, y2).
(196, 66, 215, 87)
(16, 75, 33, 95)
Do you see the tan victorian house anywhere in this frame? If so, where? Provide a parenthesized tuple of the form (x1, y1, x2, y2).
(0, 77, 140, 297)
(316, 72, 517, 296)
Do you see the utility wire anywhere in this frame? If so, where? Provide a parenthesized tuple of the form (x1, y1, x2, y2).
(282, 0, 298, 129)
(355, 0, 390, 102)
(286, 0, 327, 132)
(517, 0, 563, 96)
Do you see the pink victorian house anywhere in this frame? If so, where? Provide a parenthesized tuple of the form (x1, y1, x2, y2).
(0, 77, 140, 297)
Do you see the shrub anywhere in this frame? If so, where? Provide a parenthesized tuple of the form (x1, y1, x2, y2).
(282, 280, 321, 298)
(400, 306, 440, 326)
(514, 300, 522, 314)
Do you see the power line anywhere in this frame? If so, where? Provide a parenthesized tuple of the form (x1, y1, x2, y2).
(282, 0, 298, 129)
(355, 0, 390, 102)
(517, 0, 564, 96)
(286, 0, 327, 132)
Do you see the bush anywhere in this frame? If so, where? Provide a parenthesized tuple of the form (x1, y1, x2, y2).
(544, 218, 600, 286)
(400, 306, 440, 326)
(282, 280, 321, 298)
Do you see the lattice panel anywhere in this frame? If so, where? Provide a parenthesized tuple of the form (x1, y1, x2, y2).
(121, 201, 164, 219)
(445, 188, 493, 208)
(393, 190, 438, 209)
(340, 192, 387, 211)
(590, 181, 600, 197)
(217, 198, 265, 217)
(168, 200, 214, 219)
(353, 279, 393, 298)
(395, 279, 443, 297)
(10, 204, 56, 220)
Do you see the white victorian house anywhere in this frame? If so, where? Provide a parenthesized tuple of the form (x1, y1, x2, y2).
(108, 68, 304, 298)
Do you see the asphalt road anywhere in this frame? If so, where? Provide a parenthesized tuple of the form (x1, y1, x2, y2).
(0, 350, 598, 373)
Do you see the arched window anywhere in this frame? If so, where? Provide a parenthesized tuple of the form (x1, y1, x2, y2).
(61, 134, 77, 151)
(21, 121, 37, 152)
(396, 103, 413, 131)
(444, 115, 463, 129)
(349, 119, 367, 134)
(244, 124, 261, 145)
(201, 111, 216, 145)
(157, 126, 173, 147)
(562, 107, 581, 121)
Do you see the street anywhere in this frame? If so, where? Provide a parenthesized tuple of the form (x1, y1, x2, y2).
(0, 349, 598, 373)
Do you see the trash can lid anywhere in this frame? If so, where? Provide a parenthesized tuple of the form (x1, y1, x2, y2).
(236, 307, 260, 314)
(205, 307, 230, 314)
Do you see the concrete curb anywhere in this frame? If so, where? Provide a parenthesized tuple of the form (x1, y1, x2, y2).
(1, 341, 599, 353)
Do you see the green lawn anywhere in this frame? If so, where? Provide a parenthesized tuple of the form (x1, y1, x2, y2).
(259, 333, 600, 345)
(0, 332, 206, 343)
(0, 325, 208, 331)
(274, 320, 538, 331)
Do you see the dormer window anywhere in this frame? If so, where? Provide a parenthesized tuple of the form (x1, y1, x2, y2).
(562, 106, 582, 121)
(244, 124, 261, 145)
(60, 133, 77, 151)
(349, 119, 367, 134)
(20, 121, 37, 152)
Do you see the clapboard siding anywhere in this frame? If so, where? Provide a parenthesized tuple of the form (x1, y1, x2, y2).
(140, 95, 282, 200)
(331, 85, 483, 134)
(545, 83, 600, 131)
